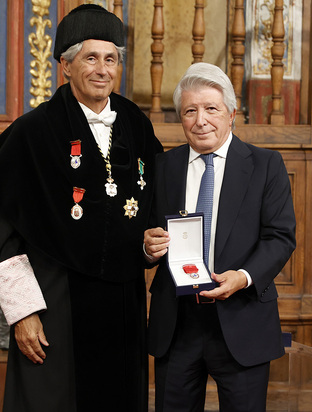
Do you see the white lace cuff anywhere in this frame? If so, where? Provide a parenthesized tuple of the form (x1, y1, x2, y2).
(0, 254, 47, 325)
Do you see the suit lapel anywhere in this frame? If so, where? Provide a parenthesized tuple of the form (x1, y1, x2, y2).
(215, 136, 254, 262)
(164, 144, 189, 214)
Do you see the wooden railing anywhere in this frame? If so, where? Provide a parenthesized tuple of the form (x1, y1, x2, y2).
(112, 0, 124, 95)
(231, 0, 245, 126)
(149, 0, 286, 126)
(150, 0, 165, 122)
(192, 0, 205, 63)
(270, 0, 286, 125)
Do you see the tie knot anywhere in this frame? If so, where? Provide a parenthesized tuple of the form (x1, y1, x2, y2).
(200, 153, 214, 166)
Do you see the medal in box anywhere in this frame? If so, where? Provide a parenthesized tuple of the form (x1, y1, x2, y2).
(166, 212, 216, 296)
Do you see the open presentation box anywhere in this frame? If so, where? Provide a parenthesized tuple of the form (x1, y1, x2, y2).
(166, 213, 216, 296)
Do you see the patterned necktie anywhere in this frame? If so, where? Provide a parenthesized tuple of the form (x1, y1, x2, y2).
(196, 153, 215, 269)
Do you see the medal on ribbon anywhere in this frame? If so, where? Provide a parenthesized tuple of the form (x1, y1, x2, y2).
(182, 264, 200, 279)
(70, 140, 82, 169)
(71, 187, 86, 220)
(137, 158, 146, 190)
(96, 126, 117, 197)
(105, 163, 117, 197)
(123, 197, 139, 219)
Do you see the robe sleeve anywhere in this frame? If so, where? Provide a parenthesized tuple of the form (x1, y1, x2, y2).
(0, 216, 47, 325)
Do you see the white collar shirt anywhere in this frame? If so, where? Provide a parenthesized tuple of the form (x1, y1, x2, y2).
(79, 99, 113, 158)
(185, 133, 232, 274)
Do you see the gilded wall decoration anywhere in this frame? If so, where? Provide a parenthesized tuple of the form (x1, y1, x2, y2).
(28, 0, 52, 108)
(253, 0, 291, 76)
(245, 0, 302, 80)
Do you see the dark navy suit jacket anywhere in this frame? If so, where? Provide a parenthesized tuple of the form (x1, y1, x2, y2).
(148, 135, 296, 367)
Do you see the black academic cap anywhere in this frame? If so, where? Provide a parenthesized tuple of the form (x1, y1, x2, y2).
(53, 4, 124, 62)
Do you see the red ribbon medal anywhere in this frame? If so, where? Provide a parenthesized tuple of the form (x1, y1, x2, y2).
(182, 264, 199, 279)
(71, 187, 86, 220)
(70, 140, 82, 169)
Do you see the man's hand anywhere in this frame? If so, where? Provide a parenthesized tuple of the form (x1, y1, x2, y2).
(144, 227, 170, 261)
(200, 270, 248, 301)
(14, 313, 49, 364)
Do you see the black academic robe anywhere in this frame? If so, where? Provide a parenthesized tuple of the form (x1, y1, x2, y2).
(0, 84, 162, 412)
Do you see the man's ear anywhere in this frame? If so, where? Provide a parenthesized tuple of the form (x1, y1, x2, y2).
(60, 57, 71, 78)
(230, 109, 236, 127)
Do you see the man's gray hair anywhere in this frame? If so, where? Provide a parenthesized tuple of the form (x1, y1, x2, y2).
(173, 63, 237, 123)
(61, 41, 125, 80)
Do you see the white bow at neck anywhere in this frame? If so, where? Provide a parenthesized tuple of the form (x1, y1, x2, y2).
(85, 111, 117, 127)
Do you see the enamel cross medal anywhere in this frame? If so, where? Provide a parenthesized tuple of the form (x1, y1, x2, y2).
(137, 158, 146, 190)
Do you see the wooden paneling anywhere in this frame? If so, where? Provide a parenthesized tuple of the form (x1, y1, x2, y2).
(300, 0, 312, 124)
(153, 123, 312, 150)
(0, 350, 7, 411)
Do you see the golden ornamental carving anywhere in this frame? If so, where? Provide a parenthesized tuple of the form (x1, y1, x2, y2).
(256, 0, 275, 72)
(28, 0, 52, 108)
(253, 0, 292, 77)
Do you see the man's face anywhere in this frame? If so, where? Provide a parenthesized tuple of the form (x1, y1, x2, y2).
(61, 39, 119, 113)
(180, 86, 236, 154)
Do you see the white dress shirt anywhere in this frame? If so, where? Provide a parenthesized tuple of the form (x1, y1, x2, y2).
(185, 132, 252, 286)
(79, 99, 114, 157)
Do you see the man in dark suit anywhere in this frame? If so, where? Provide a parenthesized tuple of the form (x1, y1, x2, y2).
(144, 63, 296, 412)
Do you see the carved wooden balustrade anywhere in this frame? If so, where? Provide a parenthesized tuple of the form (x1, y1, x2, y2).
(149, 0, 286, 126)
(112, 0, 124, 95)
(192, 0, 205, 64)
(270, 0, 286, 125)
(231, 0, 245, 126)
(150, 0, 165, 122)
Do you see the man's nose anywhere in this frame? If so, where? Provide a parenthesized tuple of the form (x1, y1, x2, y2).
(195, 110, 208, 126)
(96, 60, 109, 74)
